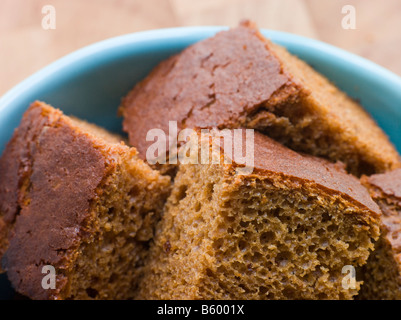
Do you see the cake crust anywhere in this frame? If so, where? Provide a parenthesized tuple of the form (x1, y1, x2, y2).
(365, 169, 401, 200)
(359, 169, 401, 299)
(248, 132, 380, 214)
(2, 115, 107, 298)
(0, 104, 64, 265)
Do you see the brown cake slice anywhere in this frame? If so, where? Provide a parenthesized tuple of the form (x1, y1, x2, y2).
(359, 169, 401, 299)
(0, 101, 171, 299)
(137, 129, 380, 300)
(121, 21, 400, 176)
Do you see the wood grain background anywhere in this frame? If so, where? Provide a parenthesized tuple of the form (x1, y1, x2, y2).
(0, 0, 400, 96)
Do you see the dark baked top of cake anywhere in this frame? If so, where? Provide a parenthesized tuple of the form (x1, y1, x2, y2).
(0, 102, 114, 298)
(215, 130, 381, 215)
(366, 169, 401, 200)
(0, 104, 59, 228)
(362, 170, 401, 262)
(363, 169, 401, 246)
(122, 22, 295, 156)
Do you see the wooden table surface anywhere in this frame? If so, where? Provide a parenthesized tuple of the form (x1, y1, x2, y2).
(0, 0, 400, 96)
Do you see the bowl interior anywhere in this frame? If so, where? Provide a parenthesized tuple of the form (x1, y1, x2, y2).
(0, 27, 401, 298)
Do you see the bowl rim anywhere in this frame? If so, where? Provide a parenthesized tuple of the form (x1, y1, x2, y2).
(1, 26, 401, 113)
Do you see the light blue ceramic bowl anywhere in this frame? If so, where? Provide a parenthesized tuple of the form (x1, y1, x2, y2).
(0, 27, 401, 299)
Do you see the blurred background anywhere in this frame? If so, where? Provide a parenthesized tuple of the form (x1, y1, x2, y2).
(0, 0, 400, 96)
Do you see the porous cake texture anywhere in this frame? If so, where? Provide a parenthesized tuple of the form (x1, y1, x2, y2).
(121, 21, 400, 176)
(359, 169, 401, 299)
(137, 130, 380, 300)
(0, 101, 171, 299)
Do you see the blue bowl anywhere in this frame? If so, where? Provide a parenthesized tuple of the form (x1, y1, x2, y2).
(1, 27, 401, 299)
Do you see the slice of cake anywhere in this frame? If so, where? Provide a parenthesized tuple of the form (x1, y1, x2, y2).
(0, 101, 171, 300)
(121, 21, 400, 176)
(359, 169, 401, 299)
(136, 129, 380, 300)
